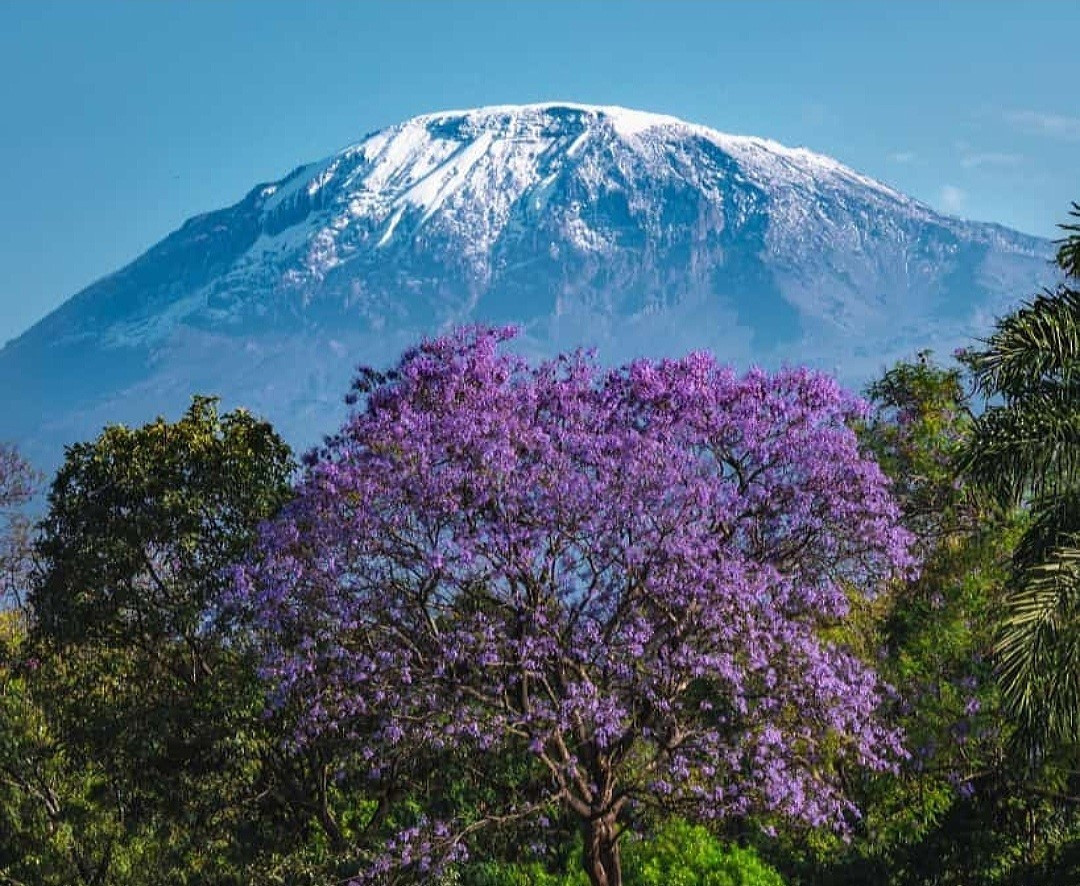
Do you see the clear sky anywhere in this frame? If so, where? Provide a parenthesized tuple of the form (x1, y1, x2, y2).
(1, 0, 1077, 345)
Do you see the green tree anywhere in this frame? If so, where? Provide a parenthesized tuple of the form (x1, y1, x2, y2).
(32, 396, 294, 654)
(0, 612, 137, 886)
(26, 397, 308, 884)
(1058, 202, 1080, 278)
(958, 205, 1080, 750)
(778, 354, 1075, 885)
(0, 444, 139, 886)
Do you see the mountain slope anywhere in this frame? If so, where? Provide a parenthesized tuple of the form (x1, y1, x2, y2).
(0, 103, 1055, 470)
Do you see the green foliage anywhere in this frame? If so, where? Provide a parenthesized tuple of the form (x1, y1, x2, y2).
(957, 203, 1080, 751)
(0, 612, 130, 886)
(1056, 202, 1080, 281)
(20, 397, 320, 884)
(459, 859, 588, 886)
(33, 395, 294, 649)
(768, 346, 1080, 886)
(774, 354, 1026, 884)
(455, 820, 783, 886)
(861, 351, 973, 549)
(622, 820, 784, 886)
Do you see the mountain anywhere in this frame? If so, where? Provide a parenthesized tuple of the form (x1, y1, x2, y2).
(0, 102, 1056, 472)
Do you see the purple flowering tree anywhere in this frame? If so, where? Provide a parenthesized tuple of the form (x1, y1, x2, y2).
(235, 327, 915, 886)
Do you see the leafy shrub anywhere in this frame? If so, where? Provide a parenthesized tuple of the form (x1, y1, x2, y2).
(456, 819, 783, 886)
(623, 819, 785, 886)
(458, 859, 587, 886)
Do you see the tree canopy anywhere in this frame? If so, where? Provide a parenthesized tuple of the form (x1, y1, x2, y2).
(235, 327, 915, 886)
(33, 395, 294, 656)
(22, 397, 304, 885)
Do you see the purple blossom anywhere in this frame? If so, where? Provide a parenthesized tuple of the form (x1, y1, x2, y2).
(234, 326, 915, 879)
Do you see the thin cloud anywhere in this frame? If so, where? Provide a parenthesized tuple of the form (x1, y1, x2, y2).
(1004, 109, 1080, 141)
(940, 185, 966, 214)
(889, 151, 916, 163)
(960, 151, 1023, 169)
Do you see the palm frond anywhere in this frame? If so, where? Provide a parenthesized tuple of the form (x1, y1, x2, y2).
(996, 543, 1080, 747)
(1014, 493, 1080, 571)
(959, 388, 1080, 505)
(963, 287, 1080, 399)
(1056, 201, 1080, 279)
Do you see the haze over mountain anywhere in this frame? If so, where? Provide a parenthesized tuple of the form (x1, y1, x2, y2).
(1, 103, 1055, 470)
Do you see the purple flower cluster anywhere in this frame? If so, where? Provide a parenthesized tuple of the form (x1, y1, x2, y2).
(234, 326, 915, 875)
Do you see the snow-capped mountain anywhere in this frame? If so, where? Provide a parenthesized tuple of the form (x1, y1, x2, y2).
(0, 103, 1055, 471)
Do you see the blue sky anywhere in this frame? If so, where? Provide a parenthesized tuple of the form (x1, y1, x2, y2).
(1, 0, 1077, 344)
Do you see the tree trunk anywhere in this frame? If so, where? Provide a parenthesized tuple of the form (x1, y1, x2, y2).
(582, 814, 622, 886)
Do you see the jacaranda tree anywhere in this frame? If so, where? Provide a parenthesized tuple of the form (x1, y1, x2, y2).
(235, 328, 916, 886)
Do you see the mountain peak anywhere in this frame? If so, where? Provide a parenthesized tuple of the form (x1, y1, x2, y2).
(244, 101, 921, 284)
(0, 103, 1055, 476)
(406, 101, 691, 134)
(334, 102, 908, 204)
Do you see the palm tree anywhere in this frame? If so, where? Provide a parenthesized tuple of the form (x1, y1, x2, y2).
(959, 204, 1080, 751)
(1058, 202, 1080, 278)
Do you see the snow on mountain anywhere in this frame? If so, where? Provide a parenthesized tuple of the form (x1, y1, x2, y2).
(0, 102, 1056, 472)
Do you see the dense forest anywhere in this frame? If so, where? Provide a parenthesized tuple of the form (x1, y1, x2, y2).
(1, 205, 1079, 886)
